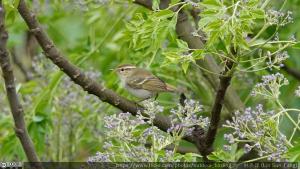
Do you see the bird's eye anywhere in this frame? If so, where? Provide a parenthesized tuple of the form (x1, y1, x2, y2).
(121, 68, 124, 72)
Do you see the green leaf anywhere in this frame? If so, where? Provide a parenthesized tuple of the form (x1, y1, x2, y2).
(207, 31, 220, 46)
(32, 115, 45, 122)
(250, 9, 265, 19)
(207, 144, 243, 162)
(164, 53, 179, 62)
(182, 153, 202, 162)
(13, 0, 20, 8)
(168, 13, 178, 32)
(240, 11, 252, 20)
(182, 61, 190, 74)
(192, 49, 204, 59)
(201, 9, 219, 17)
(206, 19, 223, 31)
(152, 0, 160, 10)
(207, 150, 226, 162)
(176, 39, 189, 50)
(0, 134, 23, 159)
(201, 0, 222, 9)
(248, 0, 259, 7)
(198, 17, 213, 30)
(293, 42, 300, 49)
(30, 72, 62, 116)
(285, 142, 300, 162)
(19, 81, 38, 94)
(6, 10, 16, 24)
(154, 9, 174, 20)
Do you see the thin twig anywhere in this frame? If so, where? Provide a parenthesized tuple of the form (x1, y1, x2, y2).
(0, 2, 41, 168)
(11, 48, 32, 81)
(25, 30, 39, 58)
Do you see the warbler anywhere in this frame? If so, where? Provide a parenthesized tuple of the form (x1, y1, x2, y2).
(115, 64, 177, 101)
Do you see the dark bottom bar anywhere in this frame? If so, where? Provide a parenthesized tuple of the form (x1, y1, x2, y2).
(22, 162, 299, 169)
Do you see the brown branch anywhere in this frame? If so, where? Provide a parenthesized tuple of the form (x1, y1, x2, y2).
(282, 64, 300, 81)
(0, 2, 41, 168)
(190, 7, 201, 29)
(17, 0, 195, 144)
(194, 59, 235, 160)
(145, 142, 199, 154)
(205, 60, 234, 153)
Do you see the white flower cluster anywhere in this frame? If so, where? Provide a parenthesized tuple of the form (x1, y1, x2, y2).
(168, 100, 210, 137)
(89, 99, 206, 162)
(251, 73, 289, 99)
(137, 100, 164, 124)
(266, 51, 289, 70)
(103, 112, 145, 142)
(267, 10, 293, 26)
(223, 105, 288, 162)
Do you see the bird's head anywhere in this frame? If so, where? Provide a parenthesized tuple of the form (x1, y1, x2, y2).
(115, 64, 137, 79)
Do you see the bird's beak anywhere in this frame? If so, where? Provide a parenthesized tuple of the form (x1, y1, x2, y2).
(110, 68, 116, 72)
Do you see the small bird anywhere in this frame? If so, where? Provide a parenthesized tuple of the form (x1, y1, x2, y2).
(115, 64, 177, 101)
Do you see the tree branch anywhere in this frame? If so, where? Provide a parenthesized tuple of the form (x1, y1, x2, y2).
(205, 60, 234, 152)
(194, 59, 235, 160)
(145, 142, 199, 154)
(25, 30, 39, 58)
(17, 0, 195, 144)
(0, 2, 41, 168)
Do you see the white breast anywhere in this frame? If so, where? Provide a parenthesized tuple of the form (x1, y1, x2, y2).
(119, 76, 154, 99)
(125, 84, 153, 99)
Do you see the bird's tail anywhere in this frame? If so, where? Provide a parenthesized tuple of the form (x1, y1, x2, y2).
(166, 84, 178, 92)
(166, 84, 186, 93)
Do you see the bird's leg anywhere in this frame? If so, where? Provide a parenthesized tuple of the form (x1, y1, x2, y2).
(134, 101, 144, 109)
(137, 94, 156, 103)
(137, 97, 151, 103)
(154, 93, 159, 100)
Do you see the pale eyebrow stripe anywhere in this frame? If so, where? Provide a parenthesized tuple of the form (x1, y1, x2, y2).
(118, 66, 136, 70)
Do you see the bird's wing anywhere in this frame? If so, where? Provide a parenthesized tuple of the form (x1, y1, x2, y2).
(127, 69, 169, 92)
(142, 77, 169, 92)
